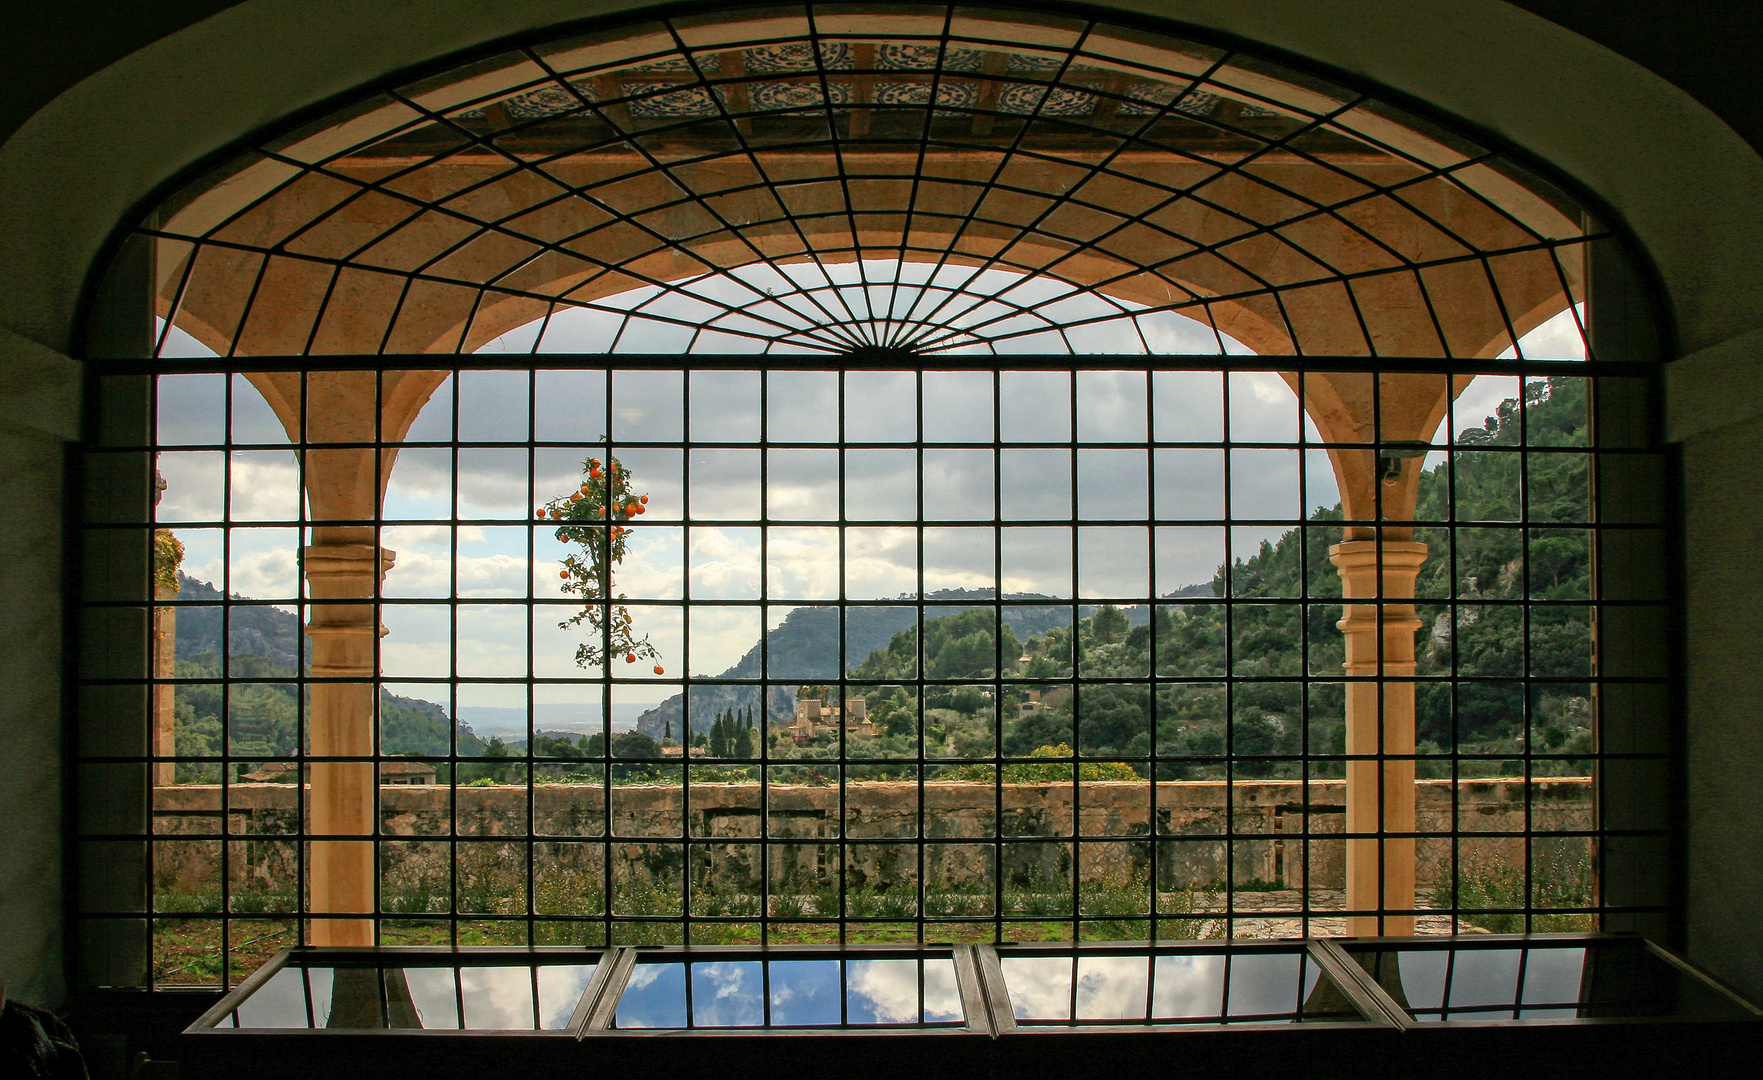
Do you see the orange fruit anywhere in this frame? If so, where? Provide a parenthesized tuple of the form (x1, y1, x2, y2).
(559, 569, 569, 579)
(534, 510, 545, 519)
(624, 654, 636, 663)
(653, 665, 665, 675)
(639, 495, 648, 504)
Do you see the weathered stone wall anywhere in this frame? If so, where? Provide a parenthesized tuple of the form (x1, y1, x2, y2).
(151, 778, 1593, 902)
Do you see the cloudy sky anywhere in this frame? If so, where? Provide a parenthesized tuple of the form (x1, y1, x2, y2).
(153, 300, 1585, 710)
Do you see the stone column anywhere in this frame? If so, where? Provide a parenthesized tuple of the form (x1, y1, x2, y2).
(304, 541, 394, 947)
(1330, 538, 1427, 937)
(152, 587, 177, 787)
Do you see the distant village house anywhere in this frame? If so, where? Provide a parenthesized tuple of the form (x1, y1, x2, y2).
(790, 697, 878, 743)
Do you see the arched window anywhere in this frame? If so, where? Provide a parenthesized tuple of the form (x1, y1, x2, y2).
(75, 3, 1669, 989)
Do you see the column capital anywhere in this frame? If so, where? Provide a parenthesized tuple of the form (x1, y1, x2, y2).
(303, 542, 396, 578)
(1327, 538, 1428, 569)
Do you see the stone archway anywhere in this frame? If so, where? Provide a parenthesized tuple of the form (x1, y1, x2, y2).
(125, 3, 1616, 945)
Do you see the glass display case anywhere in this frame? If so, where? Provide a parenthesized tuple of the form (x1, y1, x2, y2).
(1329, 934, 1760, 1026)
(183, 936, 1760, 1080)
(984, 942, 1371, 1030)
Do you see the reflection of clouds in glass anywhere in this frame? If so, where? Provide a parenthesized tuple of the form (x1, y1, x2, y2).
(1519, 946, 1586, 1007)
(1223, 952, 1305, 1017)
(1445, 949, 1523, 1010)
(768, 959, 841, 1026)
(1002, 956, 1073, 1020)
(846, 958, 963, 1024)
(537, 964, 600, 1029)
(458, 965, 537, 1029)
(691, 961, 765, 1027)
(614, 961, 688, 1029)
(231, 966, 312, 1028)
(1393, 948, 1449, 1010)
(400, 967, 460, 1029)
(1075, 956, 1151, 1020)
(1151, 954, 1227, 1018)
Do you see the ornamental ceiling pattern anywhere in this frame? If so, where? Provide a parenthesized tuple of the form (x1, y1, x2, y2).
(129, 3, 1604, 359)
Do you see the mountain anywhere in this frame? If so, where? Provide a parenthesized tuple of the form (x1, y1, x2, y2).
(165, 573, 487, 774)
(629, 589, 1203, 739)
(171, 572, 302, 668)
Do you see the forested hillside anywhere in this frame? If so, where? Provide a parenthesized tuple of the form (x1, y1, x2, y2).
(167, 577, 487, 781)
(165, 377, 1590, 784)
(632, 590, 1139, 740)
(760, 377, 1593, 780)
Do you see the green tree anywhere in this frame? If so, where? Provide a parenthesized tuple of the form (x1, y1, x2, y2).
(1091, 604, 1129, 645)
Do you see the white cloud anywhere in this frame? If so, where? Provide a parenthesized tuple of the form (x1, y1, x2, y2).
(847, 958, 964, 1024)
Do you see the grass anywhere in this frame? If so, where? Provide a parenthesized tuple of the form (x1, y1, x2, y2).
(163, 843, 1591, 985)
(1429, 842, 1595, 933)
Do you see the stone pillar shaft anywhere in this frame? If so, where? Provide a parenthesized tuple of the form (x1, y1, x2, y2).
(303, 541, 393, 947)
(1331, 539, 1427, 937)
(152, 586, 178, 787)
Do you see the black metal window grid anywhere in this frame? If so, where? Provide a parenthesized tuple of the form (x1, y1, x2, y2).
(71, 2, 1672, 993)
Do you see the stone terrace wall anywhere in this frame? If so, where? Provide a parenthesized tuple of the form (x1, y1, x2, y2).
(151, 778, 1593, 899)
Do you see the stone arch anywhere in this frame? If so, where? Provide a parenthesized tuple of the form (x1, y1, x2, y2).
(61, 2, 1690, 951)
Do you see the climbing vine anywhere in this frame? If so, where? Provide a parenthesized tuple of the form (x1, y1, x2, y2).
(153, 529, 185, 593)
(536, 456, 663, 673)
